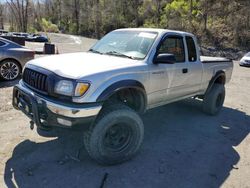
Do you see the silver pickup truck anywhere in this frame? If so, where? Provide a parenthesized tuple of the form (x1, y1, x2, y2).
(13, 28, 233, 165)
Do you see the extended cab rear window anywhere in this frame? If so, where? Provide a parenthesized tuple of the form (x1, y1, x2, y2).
(186, 36, 197, 62)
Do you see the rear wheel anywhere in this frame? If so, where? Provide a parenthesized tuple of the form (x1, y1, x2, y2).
(0, 60, 21, 80)
(84, 103, 144, 165)
(203, 83, 225, 115)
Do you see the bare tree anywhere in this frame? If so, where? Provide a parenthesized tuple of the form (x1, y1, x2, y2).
(73, 0, 80, 34)
(0, 3, 4, 29)
(6, 0, 30, 32)
(0, 0, 249, 49)
(95, 0, 101, 38)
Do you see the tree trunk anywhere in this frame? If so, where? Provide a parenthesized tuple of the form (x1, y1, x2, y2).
(0, 4, 4, 29)
(6, 0, 29, 32)
(95, 0, 101, 39)
(73, 0, 80, 34)
(189, 0, 193, 26)
(204, 13, 207, 31)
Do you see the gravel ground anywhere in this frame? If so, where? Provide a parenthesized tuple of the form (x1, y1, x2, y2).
(25, 33, 97, 54)
(0, 34, 249, 188)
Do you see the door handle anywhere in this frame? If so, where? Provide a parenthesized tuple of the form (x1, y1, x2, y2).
(182, 68, 188, 73)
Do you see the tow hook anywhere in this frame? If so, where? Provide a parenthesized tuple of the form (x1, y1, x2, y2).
(30, 121, 34, 130)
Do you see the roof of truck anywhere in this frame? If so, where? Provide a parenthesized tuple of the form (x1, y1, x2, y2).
(115, 28, 194, 36)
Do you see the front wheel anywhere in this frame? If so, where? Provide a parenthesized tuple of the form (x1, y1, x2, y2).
(84, 103, 144, 165)
(0, 60, 21, 81)
(203, 83, 225, 115)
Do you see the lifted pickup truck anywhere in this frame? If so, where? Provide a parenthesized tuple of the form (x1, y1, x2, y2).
(13, 28, 233, 165)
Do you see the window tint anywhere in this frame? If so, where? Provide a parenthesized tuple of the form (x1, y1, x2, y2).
(186, 36, 197, 62)
(0, 41, 6, 47)
(158, 36, 185, 62)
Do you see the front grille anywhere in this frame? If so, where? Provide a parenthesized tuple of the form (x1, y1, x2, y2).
(23, 68, 48, 93)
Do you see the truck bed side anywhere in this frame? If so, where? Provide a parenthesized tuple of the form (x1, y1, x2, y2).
(200, 56, 233, 94)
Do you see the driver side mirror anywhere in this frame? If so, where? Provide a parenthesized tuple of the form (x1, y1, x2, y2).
(154, 53, 176, 64)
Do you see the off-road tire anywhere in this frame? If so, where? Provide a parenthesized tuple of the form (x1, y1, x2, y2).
(84, 103, 144, 165)
(203, 83, 225, 115)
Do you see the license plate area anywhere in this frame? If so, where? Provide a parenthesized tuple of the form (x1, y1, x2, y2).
(14, 88, 34, 119)
(13, 85, 51, 129)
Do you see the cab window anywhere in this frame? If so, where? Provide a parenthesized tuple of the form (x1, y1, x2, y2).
(186, 36, 197, 62)
(158, 36, 185, 63)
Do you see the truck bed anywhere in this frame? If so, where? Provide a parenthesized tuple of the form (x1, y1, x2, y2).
(201, 56, 232, 63)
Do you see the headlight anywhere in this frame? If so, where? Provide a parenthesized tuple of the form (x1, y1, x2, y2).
(55, 80, 74, 96)
(54, 80, 90, 97)
(75, 82, 90, 97)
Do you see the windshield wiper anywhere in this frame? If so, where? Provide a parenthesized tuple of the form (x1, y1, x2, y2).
(89, 48, 103, 54)
(104, 51, 135, 59)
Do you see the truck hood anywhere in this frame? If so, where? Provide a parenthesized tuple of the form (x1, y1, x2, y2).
(27, 52, 142, 79)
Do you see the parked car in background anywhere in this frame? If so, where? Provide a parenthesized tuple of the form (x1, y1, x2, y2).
(26, 34, 49, 43)
(0, 30, 8, 35)
(239, 52, 250, 67)
(1, 31, 49, 43)
(0, 37, 34, 81)
(12, 32, 29, 38)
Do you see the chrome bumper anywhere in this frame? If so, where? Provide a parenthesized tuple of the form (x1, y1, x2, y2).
(46, 100, 101, 118)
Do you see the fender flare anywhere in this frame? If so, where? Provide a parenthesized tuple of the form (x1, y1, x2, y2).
(205, 70, 226, 94)
(96, 80, 147, 110)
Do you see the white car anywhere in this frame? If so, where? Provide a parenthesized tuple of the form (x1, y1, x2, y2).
(239, 52, 250, 66)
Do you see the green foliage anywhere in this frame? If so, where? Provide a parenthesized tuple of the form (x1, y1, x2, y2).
(68, 23, 77, 34)
(40, 18, 59, 33)
(5, 0, 248, 49)
(165, 0, 189, 13)
(8, 26, 15, 32)
(28, 26, 38, 34)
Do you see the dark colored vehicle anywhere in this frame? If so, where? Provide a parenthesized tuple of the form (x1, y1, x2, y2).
(26, 34, 49, 43)
(0, 37, 34, 80)
(12, 32, 29, 38)
(0, 30, 8, 35)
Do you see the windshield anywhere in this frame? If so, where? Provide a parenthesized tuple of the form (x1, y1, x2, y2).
(246, 52, 250, 57)
(89, 30, 158, 59)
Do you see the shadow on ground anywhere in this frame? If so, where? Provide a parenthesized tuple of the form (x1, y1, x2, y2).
(0, 78, 20, 88)
(4, 99, 250, 188)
